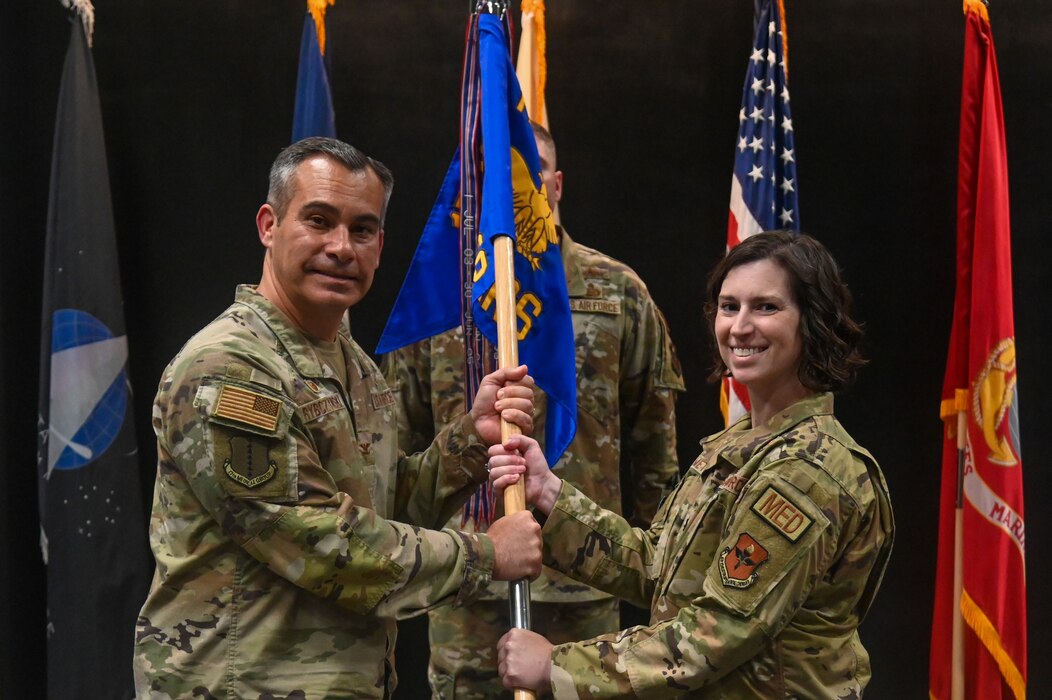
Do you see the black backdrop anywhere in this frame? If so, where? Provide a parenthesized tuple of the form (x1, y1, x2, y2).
(2, 1, 1050, 697)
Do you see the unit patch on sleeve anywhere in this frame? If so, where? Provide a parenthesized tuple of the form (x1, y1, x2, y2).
(223, 435, 278, 488)
(719, 532, 769, 589)
(750, 485, 815, 542)
(214, 384, 281, 432)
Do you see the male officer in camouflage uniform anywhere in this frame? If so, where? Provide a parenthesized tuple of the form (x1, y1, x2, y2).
(382, 122, 685, 699)
(132, 137, 543, 699)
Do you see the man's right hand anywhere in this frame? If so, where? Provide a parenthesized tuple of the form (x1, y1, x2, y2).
(487, 510, 542, 581)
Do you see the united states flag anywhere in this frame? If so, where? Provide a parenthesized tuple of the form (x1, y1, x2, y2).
(723, 0, 801, 425)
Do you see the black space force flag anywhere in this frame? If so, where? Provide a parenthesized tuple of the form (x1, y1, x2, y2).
(37, 16, 151, 699)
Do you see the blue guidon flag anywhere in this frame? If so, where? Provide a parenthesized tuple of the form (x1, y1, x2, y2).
(378, 12, 577, 522)
(38, 14, 151, 698)
(292, 4, 337, 141)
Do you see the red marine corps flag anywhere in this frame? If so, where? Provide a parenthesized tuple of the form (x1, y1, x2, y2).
(930, 2, 1025, 699)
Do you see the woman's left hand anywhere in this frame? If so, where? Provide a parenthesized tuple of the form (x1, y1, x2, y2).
(488, 435, 562, 516)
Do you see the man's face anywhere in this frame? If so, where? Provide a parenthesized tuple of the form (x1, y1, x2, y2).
(535, 137, 563, 211)
(256, 156, 385, 327)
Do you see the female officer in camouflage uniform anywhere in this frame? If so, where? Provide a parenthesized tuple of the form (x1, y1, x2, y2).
(487, 231, 894, 698)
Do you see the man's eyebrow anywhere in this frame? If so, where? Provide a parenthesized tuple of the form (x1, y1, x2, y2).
(298, 201, 340, 217)
(298, 201, 381, 226)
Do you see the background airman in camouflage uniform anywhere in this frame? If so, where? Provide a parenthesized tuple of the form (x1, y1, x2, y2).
(132, 138, 542, 699)
(382, 123, 685, 699)
(490, 232, 895, 698)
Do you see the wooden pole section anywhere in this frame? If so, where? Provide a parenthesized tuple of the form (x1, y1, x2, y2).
(494, 235, 526, 506)
(493, 234, 536, 700)
(951, 409, 967, 700)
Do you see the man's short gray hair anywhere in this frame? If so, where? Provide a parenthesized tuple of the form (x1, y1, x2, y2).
(267, 137, 394, 224)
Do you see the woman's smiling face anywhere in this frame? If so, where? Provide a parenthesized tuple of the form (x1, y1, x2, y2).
(715, 258, 805, 402)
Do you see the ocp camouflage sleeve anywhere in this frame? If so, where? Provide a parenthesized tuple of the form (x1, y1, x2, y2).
(154, 350, 494, 620)
(391, 410, 492, 532)
(540, 481, 663, 610)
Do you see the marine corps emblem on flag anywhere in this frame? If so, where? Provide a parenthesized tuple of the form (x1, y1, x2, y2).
(719, 532, 769, 589)
(223, 435, 278, 488)
(973, 337, 1019, 466)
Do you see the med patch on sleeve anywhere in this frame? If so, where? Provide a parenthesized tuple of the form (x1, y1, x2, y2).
(708, 474, 830, 615)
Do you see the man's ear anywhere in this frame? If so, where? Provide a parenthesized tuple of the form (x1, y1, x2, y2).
(553, 170, 564, 204)
(256, 203, 277, 248)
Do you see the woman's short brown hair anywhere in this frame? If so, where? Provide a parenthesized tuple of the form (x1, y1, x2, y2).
(703, 231, 866, 392)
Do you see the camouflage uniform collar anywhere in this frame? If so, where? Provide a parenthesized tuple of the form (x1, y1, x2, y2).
(701, 393, 834, 469)
(558, 227, 588, 297)
(761, 392, 835, 435)
(233, 284, 353, 380)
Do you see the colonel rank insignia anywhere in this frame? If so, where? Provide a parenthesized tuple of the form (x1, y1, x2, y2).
(719, 532, 769, 589)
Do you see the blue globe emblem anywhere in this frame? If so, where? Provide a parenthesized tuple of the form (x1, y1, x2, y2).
(50, 308, 129, 470)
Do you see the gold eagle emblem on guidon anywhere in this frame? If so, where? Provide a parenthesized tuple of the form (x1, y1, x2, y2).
(448, 150, 557, 272)
(511, 150, 557, 271)
(972, 337, 1018, 466)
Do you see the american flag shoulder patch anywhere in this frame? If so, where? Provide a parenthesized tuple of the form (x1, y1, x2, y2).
(214, 384, 282, 433)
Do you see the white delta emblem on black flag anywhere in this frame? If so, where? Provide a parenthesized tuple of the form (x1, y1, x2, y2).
(37, 11, 151, 699)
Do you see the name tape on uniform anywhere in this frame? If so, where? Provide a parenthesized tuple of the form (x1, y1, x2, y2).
(569, 298, 620, 315)
(301, 394, 345, 423)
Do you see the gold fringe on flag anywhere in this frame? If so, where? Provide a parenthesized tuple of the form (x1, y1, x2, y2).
(960, 588, 1026, 700)
(521, 0, 547, 121)
(62, 0, 96, 46)
(777, 0, 790, 80)
(308, 0, 336, 55)
(963, 0, 990, 22)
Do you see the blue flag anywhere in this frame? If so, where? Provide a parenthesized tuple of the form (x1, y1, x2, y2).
(38, 15, 151, 698)
(376, 153, 463, 348)
(292, 12, 336, 140)
(378, 14, 577, 471)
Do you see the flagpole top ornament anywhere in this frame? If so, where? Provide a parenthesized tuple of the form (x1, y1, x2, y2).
(962, 0, 990, 19)
(61, 0, 96, 46)
(476, 0, 508, 18)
